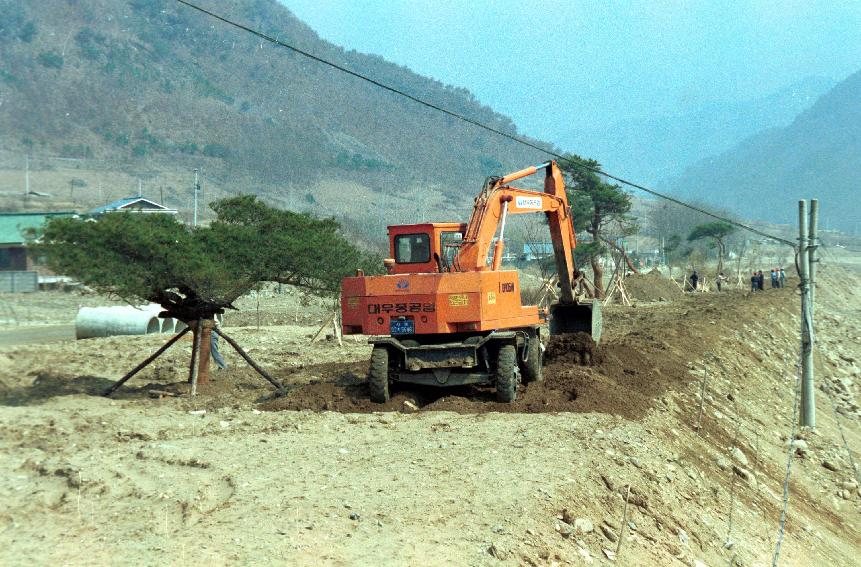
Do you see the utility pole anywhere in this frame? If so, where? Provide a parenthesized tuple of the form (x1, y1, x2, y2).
(193, 168, 200, 226)
(24, 155, 30, 201)
(138, 179, 142, 198)
(798, 200, 815, 428)
(807, 199, 818, 319)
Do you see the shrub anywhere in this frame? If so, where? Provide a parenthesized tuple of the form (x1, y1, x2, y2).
(36, 51, 64, 69)
(203, 143, 231, 159)
(18, 21, 36, 43)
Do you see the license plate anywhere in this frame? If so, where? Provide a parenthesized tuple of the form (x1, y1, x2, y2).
(390, 319, 415, 335)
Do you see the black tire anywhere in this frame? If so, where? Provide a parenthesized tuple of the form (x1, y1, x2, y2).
(368, 346, 390, 403)
(496, 344, 519, 403)
(521, 335, 543, 383)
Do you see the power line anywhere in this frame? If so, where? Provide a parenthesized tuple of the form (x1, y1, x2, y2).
(174, 0, 795, 247)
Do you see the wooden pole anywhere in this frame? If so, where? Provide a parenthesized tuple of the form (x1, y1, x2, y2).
(189, 320, 202, 396)
(310, 311, 338, 343)
(333, 310, 343, 347)
(215, 328, 283, 390)
(197, 319, 213, 386)
(102, 327, 191, 396)
(615, 485, 632, 558)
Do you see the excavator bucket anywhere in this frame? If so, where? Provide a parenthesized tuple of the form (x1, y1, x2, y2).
(548, 299, 602, 344)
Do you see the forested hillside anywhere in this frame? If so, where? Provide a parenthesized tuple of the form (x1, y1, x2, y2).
(0, 0, 549, 225)
(666, 68, 861, 233)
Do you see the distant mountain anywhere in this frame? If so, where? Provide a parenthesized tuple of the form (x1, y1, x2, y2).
(0, 0, 550, 226)
(561, 76, 834, 186)
(665, 69, 861, 233)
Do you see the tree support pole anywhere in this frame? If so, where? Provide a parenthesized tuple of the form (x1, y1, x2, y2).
(197, 319, 213, 386)
(214, 328, 283, 390)
(798, 200, 815, 428)
(189, 320, 202, 396)
(102, 326, 191, 396)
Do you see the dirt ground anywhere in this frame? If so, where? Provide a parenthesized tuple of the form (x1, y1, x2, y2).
(0, 261, 859, 566)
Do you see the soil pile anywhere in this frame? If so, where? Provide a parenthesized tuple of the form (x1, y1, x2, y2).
(263, 332, 682, 419)
(544, 331, 600, 365)
(622, 269, 682, 302)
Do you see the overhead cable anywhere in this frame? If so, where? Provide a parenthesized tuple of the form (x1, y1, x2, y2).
(174, 0, 796, 247)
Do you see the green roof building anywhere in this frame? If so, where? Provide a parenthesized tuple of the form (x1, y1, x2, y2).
(0, 212, 76, 271)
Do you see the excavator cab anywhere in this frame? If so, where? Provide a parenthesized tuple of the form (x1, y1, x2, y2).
(386, 223, 467, 275)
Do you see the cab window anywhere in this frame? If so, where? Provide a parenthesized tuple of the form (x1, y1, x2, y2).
(395, 233, 430, 264)
(439, 231, 463, 270)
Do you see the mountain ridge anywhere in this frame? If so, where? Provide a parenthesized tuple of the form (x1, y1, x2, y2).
(664, 68, 861, 233)
(0, 0, 550, 223)
(563, 75, 835, 187)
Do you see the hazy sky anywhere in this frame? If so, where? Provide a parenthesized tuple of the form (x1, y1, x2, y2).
(282, 0, 861, 147)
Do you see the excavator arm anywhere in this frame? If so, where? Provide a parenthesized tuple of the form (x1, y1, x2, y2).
(456, 160, 601, 341)
(457, 161, 578, 301)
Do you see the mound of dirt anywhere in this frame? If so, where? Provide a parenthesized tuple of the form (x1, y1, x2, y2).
(622, 269, 682, 302)
(544, 331, 601, 365)
(262, 335, 680, 419)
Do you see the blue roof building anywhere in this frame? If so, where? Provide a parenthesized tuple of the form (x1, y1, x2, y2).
(90, 197, 177, 216)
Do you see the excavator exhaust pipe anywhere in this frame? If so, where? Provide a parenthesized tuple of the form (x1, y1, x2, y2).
(548, 299, 602, 344)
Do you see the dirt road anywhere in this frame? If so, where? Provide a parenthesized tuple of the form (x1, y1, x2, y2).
(0, 325, 75, 347)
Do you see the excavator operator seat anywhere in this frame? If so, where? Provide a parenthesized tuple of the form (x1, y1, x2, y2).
(387, 223, 467, 275)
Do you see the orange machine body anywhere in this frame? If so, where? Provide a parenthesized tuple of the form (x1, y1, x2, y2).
(342, 161, 578, 338)
(342, 264, 539, 336)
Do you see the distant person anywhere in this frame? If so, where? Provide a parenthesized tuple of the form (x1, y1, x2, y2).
(715, 272, 726, 292)
(779, 268, 786, 288)
(689, 270, 699, 292)
(770, 269, 778, 288)
(757, 270, 765, 291)
(751, 271, 758, 292)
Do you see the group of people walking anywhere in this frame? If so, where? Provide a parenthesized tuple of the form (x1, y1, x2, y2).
(686, 268, 786, 292)
(750, 268, 785, 292)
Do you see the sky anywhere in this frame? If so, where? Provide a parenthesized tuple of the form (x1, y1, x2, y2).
(281, 0, 861, 147)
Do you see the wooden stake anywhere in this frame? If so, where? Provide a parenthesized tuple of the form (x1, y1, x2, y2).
(616, 485, 632, 557)
(310, 311, 338, 344)
(695, 363, 709, 433)
(333, 310, 343, 347)
(102, 327, 191, 396)
(215, 328, 283, 390)
(189, 320, 202, 396)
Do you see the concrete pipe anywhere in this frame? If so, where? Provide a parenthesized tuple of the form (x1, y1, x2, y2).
(160, 318, 177, 333)
(75, 306, 162, 340)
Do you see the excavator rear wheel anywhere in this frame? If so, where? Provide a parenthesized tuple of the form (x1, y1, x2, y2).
(496, 344, 519, 403)
(521, 335, 543, 383)
(368, 345, 390, 403)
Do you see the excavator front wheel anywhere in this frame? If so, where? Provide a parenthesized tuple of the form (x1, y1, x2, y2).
(368, 345, 391, 403)
(496, 344, 519, 403)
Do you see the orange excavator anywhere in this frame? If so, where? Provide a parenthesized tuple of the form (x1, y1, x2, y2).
(341, 161, 601, 402)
